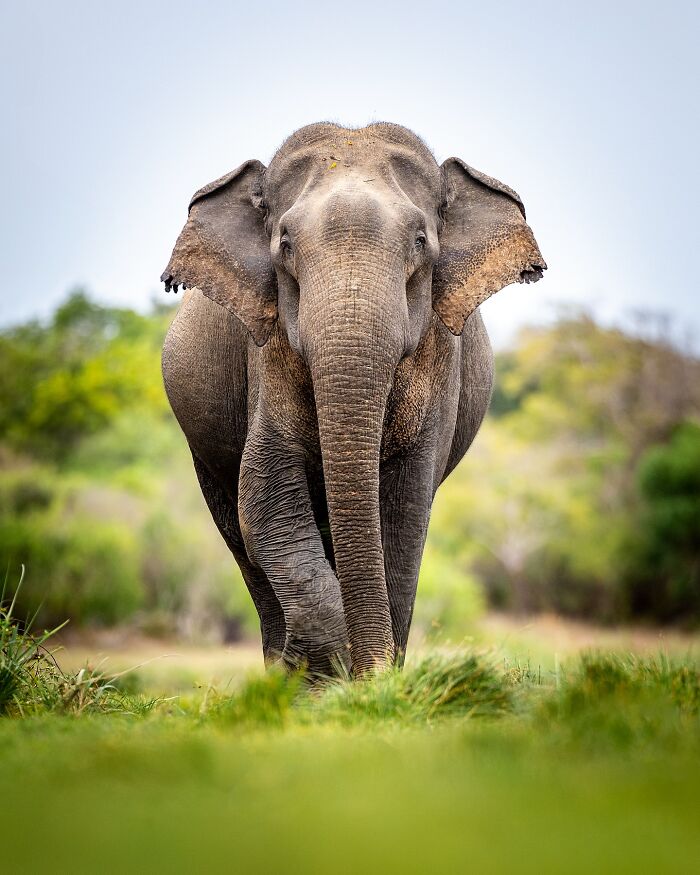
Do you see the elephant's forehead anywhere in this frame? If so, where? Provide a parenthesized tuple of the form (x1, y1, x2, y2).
(266, 128, 442, 216)
(270, 121, 437, 166)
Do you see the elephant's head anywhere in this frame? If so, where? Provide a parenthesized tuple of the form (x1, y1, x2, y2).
(162, 123, 545, 673)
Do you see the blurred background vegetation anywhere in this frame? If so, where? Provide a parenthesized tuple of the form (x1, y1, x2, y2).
(1, 290, 698, 642)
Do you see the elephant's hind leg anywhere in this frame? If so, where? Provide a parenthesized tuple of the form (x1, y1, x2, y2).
(380, 453, 435, 662)
(192, 456, 286, 663)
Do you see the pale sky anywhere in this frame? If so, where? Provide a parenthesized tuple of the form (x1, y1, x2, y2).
(2, 0, 698, 346)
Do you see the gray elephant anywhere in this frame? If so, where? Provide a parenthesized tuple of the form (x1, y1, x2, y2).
(161, 123, 545, 677)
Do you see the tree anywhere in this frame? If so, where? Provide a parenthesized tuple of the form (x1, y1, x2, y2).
(624, 422, 700, 622)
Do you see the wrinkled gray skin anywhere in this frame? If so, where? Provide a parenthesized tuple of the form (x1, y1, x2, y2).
(161, 123, 545, 677)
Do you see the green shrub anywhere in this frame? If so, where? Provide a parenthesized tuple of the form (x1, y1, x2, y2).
(414, 544, 484, 637)
(624, 422, 700, 623)
(67, 412, 183, 485)
(0, 516, 143, 627)
(0, 467, 57, 517)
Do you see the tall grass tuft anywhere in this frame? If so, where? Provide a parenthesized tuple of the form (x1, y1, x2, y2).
(1, 566, 66, 715)
(556, 651, 700, 716)
(308, 650, 519, 726)
(1, 567, 159, 717)
(205, 668, 304, 728)
(198, 650, 520, 730)
(536, 650, 700, 751)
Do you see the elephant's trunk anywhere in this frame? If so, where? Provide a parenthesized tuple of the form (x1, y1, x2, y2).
(302, 256, 405, 675)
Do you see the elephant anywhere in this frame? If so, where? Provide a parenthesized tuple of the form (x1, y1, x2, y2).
(161, 122, 545, 677)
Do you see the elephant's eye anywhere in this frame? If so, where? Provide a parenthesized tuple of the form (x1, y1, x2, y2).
(415, 232, 427, 252)
(280, 231, 293, 256)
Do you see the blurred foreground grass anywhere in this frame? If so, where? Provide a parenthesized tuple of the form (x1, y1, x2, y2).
(2, 619, 699, 875)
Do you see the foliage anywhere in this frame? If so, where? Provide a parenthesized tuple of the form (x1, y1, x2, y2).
(0, 290, 171, 459)
(1, 510, 144, 626)
(0, 292, 258, 637)
(623, 422, 700, 622)
(0, 458, 258, 634)
(432, 310, 700, 624)
(413, 544, 484, 637)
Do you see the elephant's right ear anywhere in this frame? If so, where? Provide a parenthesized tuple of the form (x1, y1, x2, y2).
(161, 159, 277, 346)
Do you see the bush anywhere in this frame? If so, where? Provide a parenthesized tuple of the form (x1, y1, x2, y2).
(414, 544, 484, 637)
(0, 466, 57, 517)
(1, 515, 144, 627)
(0, 290, 172, 460)
(0, 458, 260, 638)
(623, 422, 700, 623)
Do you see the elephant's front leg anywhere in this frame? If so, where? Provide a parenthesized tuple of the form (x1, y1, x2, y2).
(380, 452, 435, 663)
(239, 420, 350, 676)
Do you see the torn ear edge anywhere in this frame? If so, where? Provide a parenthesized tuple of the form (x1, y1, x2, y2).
(434, 224, 547, 336)
(433, 158, 547, 336)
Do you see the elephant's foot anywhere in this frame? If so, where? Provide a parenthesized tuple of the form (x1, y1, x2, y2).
(279, 593, 350, 679)
(280, 637, 351, 680)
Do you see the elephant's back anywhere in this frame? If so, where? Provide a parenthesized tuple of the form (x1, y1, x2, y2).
(162, 289, 249, 469)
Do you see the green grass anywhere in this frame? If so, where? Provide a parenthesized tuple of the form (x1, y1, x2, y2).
(0, 569, 161, 717)
(1, 622, 699, 874)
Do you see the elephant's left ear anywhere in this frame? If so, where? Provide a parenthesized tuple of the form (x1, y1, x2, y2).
(433, 158, 546, 335)
(161, 159, 277, 346)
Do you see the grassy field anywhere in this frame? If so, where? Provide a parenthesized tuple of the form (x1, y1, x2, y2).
(2, 618, 699, 875)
